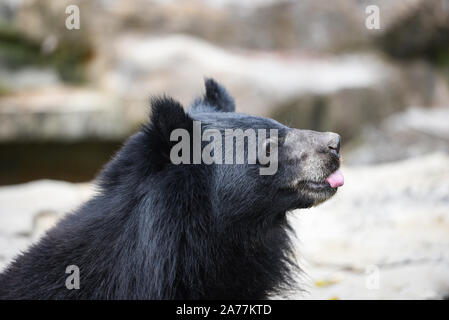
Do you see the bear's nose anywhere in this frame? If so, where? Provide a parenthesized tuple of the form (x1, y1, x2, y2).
(326, 132, 340, 157)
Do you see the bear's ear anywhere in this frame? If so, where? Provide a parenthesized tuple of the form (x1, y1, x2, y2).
(191, 78, 235, 113)
(149, 96, 192, 135)
(143, 96, 192, 164)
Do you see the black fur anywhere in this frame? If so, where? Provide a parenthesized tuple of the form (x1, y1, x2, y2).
(190, 78, 235, 113)
(0, 79, 339, 299)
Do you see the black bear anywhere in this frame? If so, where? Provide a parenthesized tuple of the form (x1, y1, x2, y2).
(0, 79, 343, 299)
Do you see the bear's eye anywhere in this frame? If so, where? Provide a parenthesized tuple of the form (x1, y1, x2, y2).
(263, 138, 277, 156)
(256, 137, 278, 167)
(266, 143, 271, 156)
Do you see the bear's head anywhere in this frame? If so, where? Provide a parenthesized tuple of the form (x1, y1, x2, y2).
(96, 78, 344, 298)
(126, 79, 344, 223)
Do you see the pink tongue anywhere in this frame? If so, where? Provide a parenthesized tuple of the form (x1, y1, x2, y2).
(325, 169, 344, 188)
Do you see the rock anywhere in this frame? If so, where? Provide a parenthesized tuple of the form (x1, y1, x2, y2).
(2, 32, 443, 143)
(0, 86, 129, 142)
(3, 0, 446, 143)
(0, 180, 95, 271)
(271, 85, 406, 140)
(288, 152, 449, 299)
(2, 33, 445, 143)
(12, 0, 425, 54)
(0, 68, 60, 92)
(378, 0, 449, 65)
(346, 106, 449, 165)
(32, 210, 60, 241)
(106, 34, 403, 140)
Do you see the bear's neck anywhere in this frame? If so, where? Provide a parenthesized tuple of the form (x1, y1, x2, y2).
(123, 185, 298, 299)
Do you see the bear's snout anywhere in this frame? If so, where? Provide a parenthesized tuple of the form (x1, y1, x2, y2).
(325, 132, 341, 158)
(282, 128, 342, 187)
(285, 129, 341, 159)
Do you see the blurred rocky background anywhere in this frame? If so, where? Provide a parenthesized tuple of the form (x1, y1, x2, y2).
(0, 0, 448, 299)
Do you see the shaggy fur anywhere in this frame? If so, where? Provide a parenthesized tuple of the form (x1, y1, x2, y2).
(0, 79, 340, 299)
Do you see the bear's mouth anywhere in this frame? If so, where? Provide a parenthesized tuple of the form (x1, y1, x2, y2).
(324, 169, 344, 188)
(289, 169, 344, 205)
(297, 169, 344, 191)
(303, 181, 335, 191)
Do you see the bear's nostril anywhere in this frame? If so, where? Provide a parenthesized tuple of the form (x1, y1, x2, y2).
(328, 135, 341, 157)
